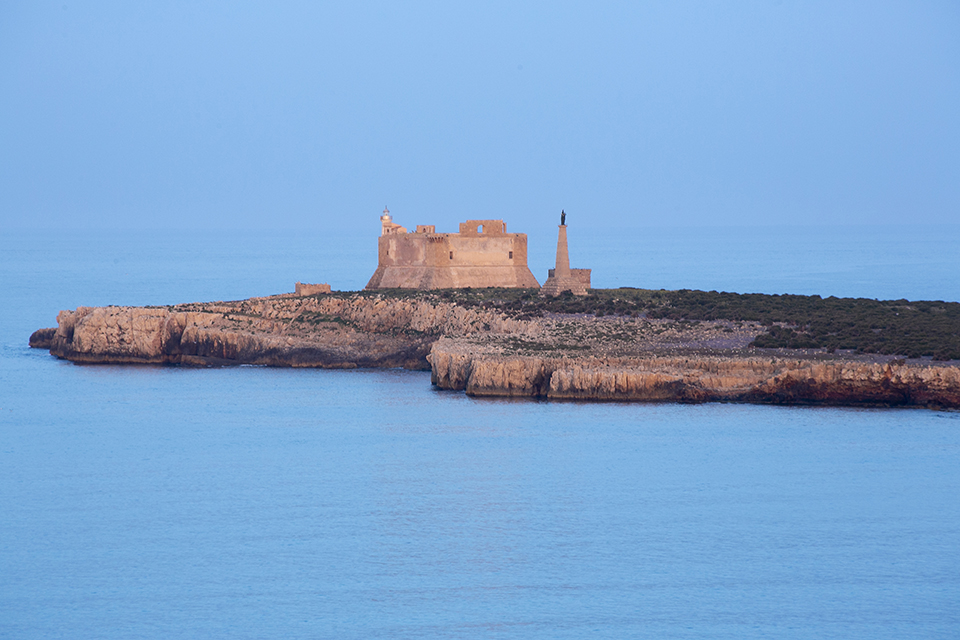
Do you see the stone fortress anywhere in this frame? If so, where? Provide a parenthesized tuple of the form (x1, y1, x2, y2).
(365, 208, 590, 294)
(365, 208, 543, 290)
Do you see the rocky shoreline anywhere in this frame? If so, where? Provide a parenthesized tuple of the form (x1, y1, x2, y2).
(429, 339, 960, 407)
(31, 292, 960, 409)
(31, 294, 510, 369)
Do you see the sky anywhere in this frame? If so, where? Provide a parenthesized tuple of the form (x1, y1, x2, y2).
(1, 1, 958, 234)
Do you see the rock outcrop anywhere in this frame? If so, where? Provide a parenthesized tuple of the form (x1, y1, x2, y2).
(29, 327, 56, 349)
(428, 338, 960, 408)
(38, 293, 533, 369)
(32, 291, 960, 408)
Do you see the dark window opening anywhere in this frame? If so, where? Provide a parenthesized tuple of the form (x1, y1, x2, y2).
(449, 251, 453, 260)
(509, 251, 513, 259)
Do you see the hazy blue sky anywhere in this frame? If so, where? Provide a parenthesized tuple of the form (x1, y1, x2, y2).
(2, 1, 958, 233)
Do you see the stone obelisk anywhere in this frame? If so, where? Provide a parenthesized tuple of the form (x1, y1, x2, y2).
(541, 210, 589, 296)
(554, 223, 571, 278)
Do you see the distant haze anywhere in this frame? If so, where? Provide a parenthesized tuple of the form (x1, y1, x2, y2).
(2, 2, 958, 234)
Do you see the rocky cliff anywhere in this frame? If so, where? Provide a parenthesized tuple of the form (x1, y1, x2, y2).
(40, 294, 533, 369)
(33, 291, 960, 408)
(428, 337, 960, 408)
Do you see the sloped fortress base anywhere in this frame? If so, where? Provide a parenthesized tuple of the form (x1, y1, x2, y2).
(366, 214, 540, 290)
(367, 265, 540, 289)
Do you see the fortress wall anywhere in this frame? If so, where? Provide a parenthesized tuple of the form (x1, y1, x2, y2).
(379, 233, 429, 266)
(379, 233, 525, 267)
(446, 235, 518, 266)
(367, 218, 540, 290)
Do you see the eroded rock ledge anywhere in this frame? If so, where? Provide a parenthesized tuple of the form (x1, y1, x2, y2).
(32, 291, 960, 408)
(428, 338, 960, 408)
(36, 293, 532, 369)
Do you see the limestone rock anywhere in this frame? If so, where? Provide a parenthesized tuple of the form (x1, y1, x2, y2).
(29, 327, 56, 349)
(34, 291, 960, 408)
(42, 293, 513, 369)
(427, 339, 960, 408)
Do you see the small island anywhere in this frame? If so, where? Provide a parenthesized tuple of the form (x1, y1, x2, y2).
(29, 214, 960, 409)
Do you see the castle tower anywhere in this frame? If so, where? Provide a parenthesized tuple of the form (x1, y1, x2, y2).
(380, 206, 407, 235)
(541, 210, 590, 296)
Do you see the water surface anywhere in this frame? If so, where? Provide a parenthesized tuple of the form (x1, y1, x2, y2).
(1, 227, 958, 638)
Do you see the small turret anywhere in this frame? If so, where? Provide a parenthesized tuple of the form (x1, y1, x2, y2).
(380, 206, 407, 236)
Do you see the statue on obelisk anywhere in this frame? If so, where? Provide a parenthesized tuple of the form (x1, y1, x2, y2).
(541, 209, 589, 295)
(554, 211, 571, 278)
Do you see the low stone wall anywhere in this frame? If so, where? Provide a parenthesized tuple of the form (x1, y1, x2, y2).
(295, 282, 332, 295)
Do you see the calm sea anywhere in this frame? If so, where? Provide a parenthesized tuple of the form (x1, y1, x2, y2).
(1, 225, 959, 639)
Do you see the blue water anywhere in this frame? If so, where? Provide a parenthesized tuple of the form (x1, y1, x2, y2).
(2, 226, 959, 638)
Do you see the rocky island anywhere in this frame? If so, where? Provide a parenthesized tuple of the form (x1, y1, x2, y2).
(29, 287, 960, 409)
(28, 213, 960, 408)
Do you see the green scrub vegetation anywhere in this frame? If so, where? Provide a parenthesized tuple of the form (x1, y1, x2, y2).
(349, 287, 960, 360)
